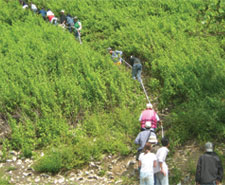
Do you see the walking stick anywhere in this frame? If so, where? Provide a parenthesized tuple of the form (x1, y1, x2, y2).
(161, 125, 164, 138)
(77, 30, 82, 44)
(121, 59, 132, 68)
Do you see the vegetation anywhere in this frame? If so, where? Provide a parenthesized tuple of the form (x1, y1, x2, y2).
(0, 0, 224, 177)
(0, 170, 11, 185)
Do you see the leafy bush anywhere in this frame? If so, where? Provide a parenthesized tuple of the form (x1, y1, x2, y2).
(0, 0, 224, 174)
(169, 167, 182, 185)
(34, 149, 63, 174)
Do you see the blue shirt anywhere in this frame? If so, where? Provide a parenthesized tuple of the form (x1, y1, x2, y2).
(66, 16, 74, 26)
(135, 129, 151, 151)
(39, 9, 46, 17)
(111, 50, 123, 63)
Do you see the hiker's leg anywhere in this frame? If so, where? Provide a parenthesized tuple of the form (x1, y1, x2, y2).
(159, 172, 168, 185)
(137, 64, 142, 82)
(132, 64, 137, 79)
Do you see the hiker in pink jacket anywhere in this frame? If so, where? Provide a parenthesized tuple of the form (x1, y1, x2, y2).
(139, 104, 160, 131)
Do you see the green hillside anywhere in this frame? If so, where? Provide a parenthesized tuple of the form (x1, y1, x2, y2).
(0, 0, 224, 174)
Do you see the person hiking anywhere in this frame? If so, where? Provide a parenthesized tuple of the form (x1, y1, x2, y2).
(19, 0, 24, 5)
(39, 8, 47, 20)
(135, 121, 153, 161)
(154, 137, 170, 185)
(139, 142, 157, 185)
(30, 2, 37, 13)
(66, 14, 74, 33)
(59, 10, 67, 27)
(47, 9, 58, 25)
(22, 1, 28, 9)
(195, 142, 223, 185)
(139, 103, 160, 131)
(108, 48, 123, 65)
(73, 16, 82, 43)
(130, 56, 142, 82)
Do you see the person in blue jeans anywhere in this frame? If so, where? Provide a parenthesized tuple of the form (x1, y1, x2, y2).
(66, 14, 74, 33)
(130, 56, 142, 82)
(154, 137, 170, 185)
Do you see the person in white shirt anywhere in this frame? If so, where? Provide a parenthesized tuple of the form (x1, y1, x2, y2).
(22, 2, 28, 9)
(139, 142, 157, 185)
(154, 137, 169, 185)
(30, 2, 37, 13)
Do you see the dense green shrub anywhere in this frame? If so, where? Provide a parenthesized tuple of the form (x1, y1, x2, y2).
(34, 149, 63, 174)
(0, 0, 143, 166)
(0, 0, 224, 173)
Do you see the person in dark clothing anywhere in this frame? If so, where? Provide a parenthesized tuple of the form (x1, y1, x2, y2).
(59, 10, 67, 25)
(130, 56, 142, 82)
(39, 8, 47, 20)
(195, 142, 223, 185)
(19, 0, 24, 5)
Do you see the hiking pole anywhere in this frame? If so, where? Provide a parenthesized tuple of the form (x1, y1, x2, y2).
(140, 79, 151, 104)
(161, 125, 164, 138)
(121, 59, 132, 68)
(76, 29, 82, 44)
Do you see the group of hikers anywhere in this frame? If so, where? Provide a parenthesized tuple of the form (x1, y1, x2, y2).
(133, 103, 223, 185)
(107, 48, 224, 185)
(18, 1, 224, 185)
(107, 48, 143, 83)
(19, 0, 82, 44)
(107, 48, 223, 185)
(134, 103, 169, 185)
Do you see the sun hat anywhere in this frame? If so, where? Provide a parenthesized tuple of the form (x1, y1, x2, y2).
(146, 103, 153, 109)
(149, 135, 158, 144)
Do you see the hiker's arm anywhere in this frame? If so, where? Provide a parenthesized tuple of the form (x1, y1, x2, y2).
(138, 160, 141, 168)
(134, 135, 140, 145)
(77, 22, 82, 31)
(153, 160, 157, 168)
(195, 157, 201, 185)
(159, 162, 166, 176)
(217, 158, 223, 183)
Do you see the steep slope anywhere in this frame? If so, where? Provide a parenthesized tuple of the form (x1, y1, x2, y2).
(0, 0, 224, 184)
(0, 0, 144, 171)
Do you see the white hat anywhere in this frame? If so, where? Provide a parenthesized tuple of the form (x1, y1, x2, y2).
(145, 121, 152, 128)
(148, 135, 158, 144)
(205, 142, 213, 152)
(146, 103, 153, 109)
(60, 10, 65, 13)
